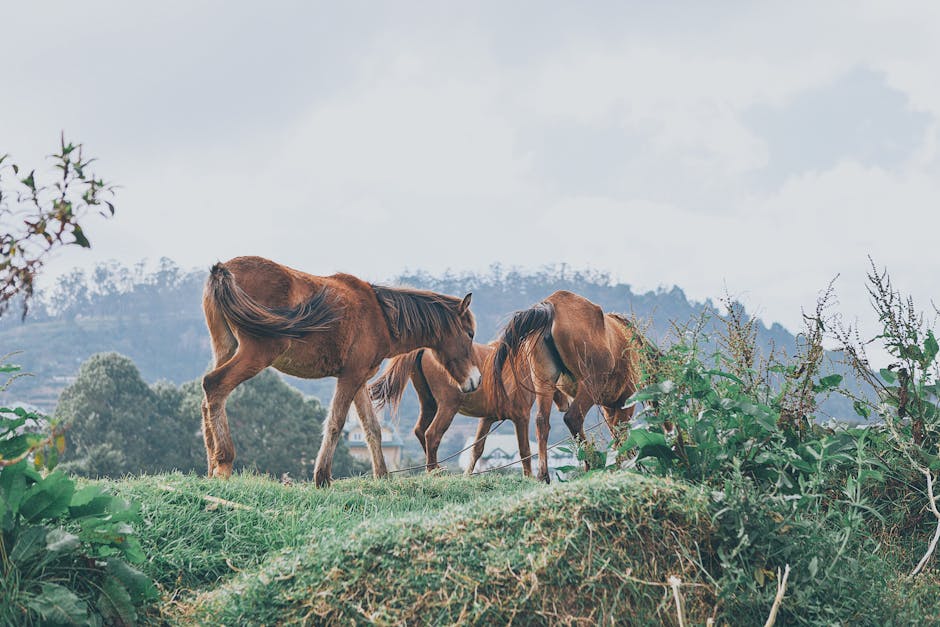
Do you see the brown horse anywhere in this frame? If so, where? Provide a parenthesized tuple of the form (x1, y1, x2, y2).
(201, 256, 480, 487)
(370, 343, 570, 476)
(490, 290, 652, 482)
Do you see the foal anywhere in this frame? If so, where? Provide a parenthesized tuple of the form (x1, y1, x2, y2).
(490, 290, 653, 482)
(370, 344, 570, 476)
(201, 256, 480, 486)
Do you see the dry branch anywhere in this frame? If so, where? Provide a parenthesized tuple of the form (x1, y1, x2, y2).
(763, 564, 790, 627)
(910, 469, 940, 577)
(158, 483, 254, 511)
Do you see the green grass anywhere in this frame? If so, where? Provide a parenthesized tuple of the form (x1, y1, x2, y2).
(117, 472, 714, 626)
(100, 471, 538, 597)
(91, 470, 940, 626)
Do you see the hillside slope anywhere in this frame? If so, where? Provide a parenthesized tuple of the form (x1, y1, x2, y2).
(101, 470, 927, 625)
(106, 472, 714, 625)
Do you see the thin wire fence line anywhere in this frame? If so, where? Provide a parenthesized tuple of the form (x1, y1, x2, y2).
(470, 417, 608, 475)
(387, 418, 508, 475)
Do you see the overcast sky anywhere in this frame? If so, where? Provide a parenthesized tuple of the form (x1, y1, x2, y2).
(3, 2, 939, 341)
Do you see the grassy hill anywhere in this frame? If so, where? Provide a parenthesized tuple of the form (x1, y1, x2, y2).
(96, 470, 936, 625)
(105, 471, 714, 625)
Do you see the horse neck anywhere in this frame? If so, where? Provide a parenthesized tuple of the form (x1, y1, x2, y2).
(386, 328, 438, 357)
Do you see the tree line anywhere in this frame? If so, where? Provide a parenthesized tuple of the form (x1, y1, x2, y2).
(55, 352, 366, 480)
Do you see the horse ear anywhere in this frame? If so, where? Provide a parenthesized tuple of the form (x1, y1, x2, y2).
(458, 293, 472, 313)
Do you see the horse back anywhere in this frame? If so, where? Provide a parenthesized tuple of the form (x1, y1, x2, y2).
(543, 290, 613, 380)
(221, 257, 391, 377)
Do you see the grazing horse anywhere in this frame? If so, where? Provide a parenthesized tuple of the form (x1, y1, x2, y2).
(201, 256, 481, 487)
(489, 290, 653, 483)
(370, 343, 570, 476)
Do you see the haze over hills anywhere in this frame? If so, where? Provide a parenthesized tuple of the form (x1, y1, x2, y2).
(0, 258, 855, 459)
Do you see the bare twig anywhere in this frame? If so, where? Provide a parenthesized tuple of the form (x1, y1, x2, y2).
(668, 575, 686, 627)
(910, 469, 940, 577)
(158, 483, 254, 511)
(763, 564, 791, 627)
(0, 425, 63, 467)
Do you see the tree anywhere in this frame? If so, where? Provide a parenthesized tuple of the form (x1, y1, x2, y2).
(56, 352, 364, 480)
(55, 352, 193, 476)
(0, 135, 115, 317)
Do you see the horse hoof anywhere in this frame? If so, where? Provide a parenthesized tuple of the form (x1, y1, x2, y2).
(213, 463, 233, 479)
(537, 472, 551, 484)
(314, 469, 332, 488)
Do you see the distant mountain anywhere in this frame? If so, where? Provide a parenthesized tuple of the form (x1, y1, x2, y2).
(0, 259, 856, 461)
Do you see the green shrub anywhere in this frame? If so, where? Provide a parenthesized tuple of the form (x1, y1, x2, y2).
(709, 464, 896, 625)
(1, 365, 156, 625)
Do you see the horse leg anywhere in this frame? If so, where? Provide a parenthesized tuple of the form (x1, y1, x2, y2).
(353, 386, 389, 478)
(530, 341, 561, 484)
(314, 376, 362, 487)
(564, 387, 596, 470)
(512, 415, 533, 477)
(201, 313, 237, 477)
(465, 417, 495, 475)
(200, 398, 216, 476)
(534, 388, 554, 483)
(411, 375, 438, 456)
(424, 398, 459, 472)
(202, 343, 280, 479)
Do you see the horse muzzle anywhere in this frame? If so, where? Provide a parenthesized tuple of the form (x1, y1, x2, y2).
(460, 366, 482, 393)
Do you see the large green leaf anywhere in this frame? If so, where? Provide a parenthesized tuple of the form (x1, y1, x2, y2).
(97, 575, 136, 625)
(107, 558, 158, 603)
(9, 524, 48, 564)
(0, 462, 29, 520)
(27, 583, 89, 625)
(879, 368, 897, 384)
(926, 331, 939, 364)
(813, 374, 843, 392)
(19, 471, 75, 522)
(46, 527, 80, 553)
(622, 429, 675, 462)
(69, 485, 113, 518)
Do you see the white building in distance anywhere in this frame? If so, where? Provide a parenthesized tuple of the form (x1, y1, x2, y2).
(457, 433, 579, 475)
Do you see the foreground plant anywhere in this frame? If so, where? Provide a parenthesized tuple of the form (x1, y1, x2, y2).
(0, 134, 116, 317)
(0, 363, 156, 624)
(837, 261, 940, 577)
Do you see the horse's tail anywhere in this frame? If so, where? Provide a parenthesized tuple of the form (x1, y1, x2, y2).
(490, 302, 555, 413)
(205, 263, 338, 339)
(370, 349, 424, 415)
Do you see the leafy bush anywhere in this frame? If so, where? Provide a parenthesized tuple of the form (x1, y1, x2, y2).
(623, 305, 864, 494)
(836, 262, 940, 576)
(1, 365, 156, 625)
(709, 462, 896, 625)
